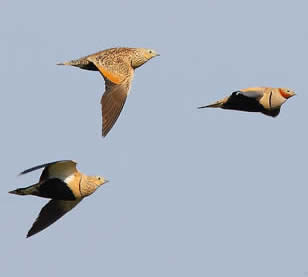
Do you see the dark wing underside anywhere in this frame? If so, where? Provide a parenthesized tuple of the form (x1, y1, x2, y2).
(19, 160, 74, 175)
(261, 108, 281, 117)
(27, 199, 82, 238)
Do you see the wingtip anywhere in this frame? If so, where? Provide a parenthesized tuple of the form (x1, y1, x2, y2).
(102, 128, 108, 138)
(26, 228, 36, 238)
(201, 103, 222, 108)
(18, 169, 31, 176)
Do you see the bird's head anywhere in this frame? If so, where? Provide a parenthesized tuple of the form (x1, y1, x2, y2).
(131, 48, 160, 68)
(143, 48, 160, 59)
(279, 88, 296, 99)
(88, 176, 109, 189)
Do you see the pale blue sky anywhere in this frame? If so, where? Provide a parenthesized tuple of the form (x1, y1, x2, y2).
(1, 0, 307, 276)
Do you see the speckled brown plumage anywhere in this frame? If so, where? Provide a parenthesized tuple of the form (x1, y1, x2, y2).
(58, 47, 159, 136)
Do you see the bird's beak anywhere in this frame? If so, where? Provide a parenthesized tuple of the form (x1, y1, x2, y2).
(289, 92, 296, 98)
(104, 179, 110, 184)
(155, 53, 160, 57)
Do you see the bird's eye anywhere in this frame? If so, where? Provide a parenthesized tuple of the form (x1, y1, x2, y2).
(149, 50, 152, 54)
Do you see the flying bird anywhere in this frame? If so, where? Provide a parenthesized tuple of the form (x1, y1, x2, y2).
(57, 47, 159, 136)
(198, 87, 295, 117)
(9, 160, 108, 238)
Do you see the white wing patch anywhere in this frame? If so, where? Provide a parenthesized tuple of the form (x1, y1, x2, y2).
(64, 174, 75, 184)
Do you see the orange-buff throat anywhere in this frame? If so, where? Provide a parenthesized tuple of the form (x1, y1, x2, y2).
(279, 88, 292, 99)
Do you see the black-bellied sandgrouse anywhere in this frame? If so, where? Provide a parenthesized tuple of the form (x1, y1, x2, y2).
(198, 87, 295, 117)
(9, 160, 108, 238)
(58, 47, 159, 136)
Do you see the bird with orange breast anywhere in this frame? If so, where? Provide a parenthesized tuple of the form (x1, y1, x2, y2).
(9, 160, 108, 238)
(199, 87, 295, 117)
(58, 47, 159, 137)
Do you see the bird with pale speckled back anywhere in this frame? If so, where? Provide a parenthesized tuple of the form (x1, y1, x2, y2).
(58, 47, 159, 137)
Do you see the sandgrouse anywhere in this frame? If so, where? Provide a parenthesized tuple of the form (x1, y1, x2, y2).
(198, 87, 295, 117)
(9, 160, 108, 238)
(58, 47, 159, 136)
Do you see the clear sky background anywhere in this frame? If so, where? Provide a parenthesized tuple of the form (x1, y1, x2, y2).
(1, 0, 307, 276)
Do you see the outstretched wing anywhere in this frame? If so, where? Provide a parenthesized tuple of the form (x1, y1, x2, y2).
(43, 160, 78, 180)
(27, 199, 82, 238)
(19, 160, 78, 184)
(100, 76, 133, 137)
(19, 160, 75, 175)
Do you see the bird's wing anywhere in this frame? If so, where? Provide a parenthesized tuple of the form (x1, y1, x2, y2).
(27, 199, 82, 238)
(238, 87, 266, 99)
(30, 160, 78, 183)
(101, 72, 134, 136)
(44, 160, 78, 179)
(19, 160, 75, 175)
(87, 53, 129, 84)
(95, 63, 125, 84)
(262, 107, 281, 117)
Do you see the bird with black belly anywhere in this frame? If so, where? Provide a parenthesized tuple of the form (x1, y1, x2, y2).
(199, 87, 295, 117)
(9, 160, 108, 238)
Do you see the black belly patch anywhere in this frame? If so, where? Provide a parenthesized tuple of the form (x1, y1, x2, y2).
(223, 92, 266, 113)
(38, 178, 76, 200)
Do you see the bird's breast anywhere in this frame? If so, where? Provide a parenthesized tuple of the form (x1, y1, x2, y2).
(79, 177, 98, 197)
(66, 173, 83, 199)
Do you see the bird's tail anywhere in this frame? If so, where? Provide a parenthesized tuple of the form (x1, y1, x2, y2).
(56, 61, 70, 66)
(9, 184, 39, 196)
(198, 100, 224, 109)
(56, 58, 85, 66)
(56, 58, 96, 70)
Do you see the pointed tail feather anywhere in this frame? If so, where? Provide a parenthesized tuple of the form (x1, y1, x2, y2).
(56, 58, 97, 71)
(9, 188, 24, 195)
(9, 185, 38, 196)
(56, 60, 78, 66)
(198, 101, 224, 109)
(56, 61, 69, 66)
